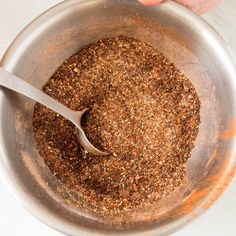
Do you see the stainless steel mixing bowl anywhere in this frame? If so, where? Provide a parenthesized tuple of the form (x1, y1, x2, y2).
(1, 0, 236, 235)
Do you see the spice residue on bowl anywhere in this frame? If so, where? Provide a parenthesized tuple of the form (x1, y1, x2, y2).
(32, 36, 200, 217)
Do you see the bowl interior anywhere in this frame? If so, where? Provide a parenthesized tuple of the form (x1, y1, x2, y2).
(1, 0, 236, 235)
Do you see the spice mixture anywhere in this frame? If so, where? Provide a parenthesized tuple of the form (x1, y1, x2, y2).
(33, 36, 200, 217)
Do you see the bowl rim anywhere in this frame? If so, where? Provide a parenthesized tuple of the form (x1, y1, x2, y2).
(1, 0, 236, 235)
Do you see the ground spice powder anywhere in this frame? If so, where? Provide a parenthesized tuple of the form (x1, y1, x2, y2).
(33, 36, 200, 217)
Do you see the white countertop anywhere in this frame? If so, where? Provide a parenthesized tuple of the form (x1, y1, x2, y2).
(0, 0, 236, 235)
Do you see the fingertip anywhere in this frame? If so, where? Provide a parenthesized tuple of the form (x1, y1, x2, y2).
(137, 0, 164, 6)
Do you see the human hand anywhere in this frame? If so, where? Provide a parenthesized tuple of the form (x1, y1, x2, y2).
(138, 0, 222, 14)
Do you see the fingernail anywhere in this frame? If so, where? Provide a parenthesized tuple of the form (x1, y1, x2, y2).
(138, 0, 164, 6)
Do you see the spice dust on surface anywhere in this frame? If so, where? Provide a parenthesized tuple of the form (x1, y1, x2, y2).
(33, 36, 200, 218)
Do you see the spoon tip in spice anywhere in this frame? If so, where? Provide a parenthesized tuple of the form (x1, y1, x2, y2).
(76, 108, 110, 156)
(76, 128, 110, 156)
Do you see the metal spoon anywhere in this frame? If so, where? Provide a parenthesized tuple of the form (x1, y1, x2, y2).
(0, 67, 108, 156)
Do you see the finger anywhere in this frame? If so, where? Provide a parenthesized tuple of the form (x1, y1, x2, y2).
(138, 0, 222, 14)
(137, 0, 164, 6)
(173, 0, 222, 14)
(195, 0, 223, 14)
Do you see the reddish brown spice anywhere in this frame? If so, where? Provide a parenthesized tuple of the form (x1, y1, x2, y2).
(32, 36, 200, 217)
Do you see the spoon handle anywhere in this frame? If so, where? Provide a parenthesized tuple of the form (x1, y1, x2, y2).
(0, 67, 81, 126)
